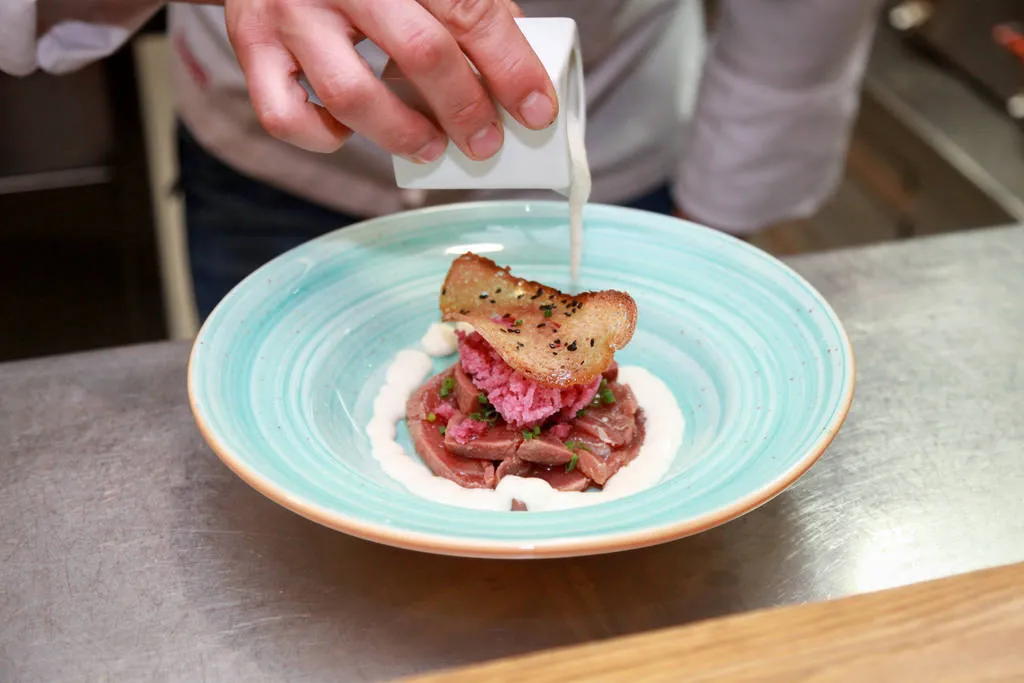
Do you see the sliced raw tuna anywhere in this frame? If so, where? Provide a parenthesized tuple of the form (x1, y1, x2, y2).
(405, 411, 497, 489)
(496, 454, 532, 480)
(529, 465, 591, 492)
(453, 364, 480, 415)
(574, 383, 640, 447)
(405, 369, 456, 422)
(405, 365, 643, 496)
(573, 415, 645, 486)
(517, 434, 573, 465)
(496, 455, 591, 492)
(445, 417, 521, 460)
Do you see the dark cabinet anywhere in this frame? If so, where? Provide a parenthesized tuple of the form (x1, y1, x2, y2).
(0, 42, 167, 361)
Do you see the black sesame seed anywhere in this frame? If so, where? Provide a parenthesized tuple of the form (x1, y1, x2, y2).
(567, 341, 578, 351)
(479, 292, 488, 299)
(495, 288, 502, 293)
(460, 309, 470, 315)
(490, 300, 496, 304)
(537, 323, 546, 328)
(590, 339, 595, 347)
(549, 343, 559, 349)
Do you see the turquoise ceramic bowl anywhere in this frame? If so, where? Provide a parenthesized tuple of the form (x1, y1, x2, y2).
(188, 201, 854, 559)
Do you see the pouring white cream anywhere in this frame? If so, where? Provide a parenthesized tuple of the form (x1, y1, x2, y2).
(388, 18, 590, 285)
(565, 109, 591, 286)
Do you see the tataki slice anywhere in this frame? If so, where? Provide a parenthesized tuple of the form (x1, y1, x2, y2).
(439, 253, 637, 388)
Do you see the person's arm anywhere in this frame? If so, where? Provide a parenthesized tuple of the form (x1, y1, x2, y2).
(673, 0, 886, 235)
(1, 0, 552, 164)
(0, 0, 166, 76)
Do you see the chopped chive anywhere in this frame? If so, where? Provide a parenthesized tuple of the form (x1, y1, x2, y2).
(478, 392, 488, 404)
(515, 319, 523, 326)
(427, 412, 437, 422)
(544, 309, 553, 318)
(576, 409, 586, 418)
(593, 378, 617, 405)
(439, 425, 446, 435)
(439, 376, 455, 398)
(565, 452, 579, 473)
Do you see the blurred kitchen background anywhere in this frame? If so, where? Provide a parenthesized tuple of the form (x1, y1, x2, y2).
(1, 1, 1023, 362)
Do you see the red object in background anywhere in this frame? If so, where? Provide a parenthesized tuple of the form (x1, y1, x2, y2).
(173, 32, 209, 89)
(993, 22, 1024, 64)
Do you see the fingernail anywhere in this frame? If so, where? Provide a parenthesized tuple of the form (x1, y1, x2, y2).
(411, 138, 447, 164)
(519, 91, 556, 129)
(468, 123, 503, 160)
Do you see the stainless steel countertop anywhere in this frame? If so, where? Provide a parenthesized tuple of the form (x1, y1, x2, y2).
(3, 226, 1024, 682)
(865, 27, 1024, 220)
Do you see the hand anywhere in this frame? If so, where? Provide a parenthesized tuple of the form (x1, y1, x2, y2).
(225, 0, 558, 161)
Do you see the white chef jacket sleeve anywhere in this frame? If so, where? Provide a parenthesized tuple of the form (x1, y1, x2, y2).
(0, 0, 164, 76)
(673, 0, 886, 234)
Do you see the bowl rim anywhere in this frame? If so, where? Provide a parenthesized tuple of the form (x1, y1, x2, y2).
(187, 200, 856, 559)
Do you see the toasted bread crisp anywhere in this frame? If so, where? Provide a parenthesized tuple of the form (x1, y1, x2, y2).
(440, 253, 636, 388)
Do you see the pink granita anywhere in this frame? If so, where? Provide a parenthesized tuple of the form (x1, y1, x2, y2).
(445, 412, 487, 444)
(548, 423, 572, 440)
(433, 401, 456, 421)
(457, 331, 600, 428)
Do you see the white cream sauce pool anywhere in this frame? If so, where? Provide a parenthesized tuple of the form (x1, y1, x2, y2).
(365, 324, 684, 512)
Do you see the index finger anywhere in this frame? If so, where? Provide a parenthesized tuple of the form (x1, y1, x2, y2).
(420, 0, 558, 130)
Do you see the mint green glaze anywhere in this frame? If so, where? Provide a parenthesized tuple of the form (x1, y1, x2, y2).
(189, 201, 853, 556)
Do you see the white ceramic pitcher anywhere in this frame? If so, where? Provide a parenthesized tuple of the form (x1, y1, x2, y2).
(301, 18, 585, 192)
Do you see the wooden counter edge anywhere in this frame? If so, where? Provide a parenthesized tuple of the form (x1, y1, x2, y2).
(399, 561, 1024, 683)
